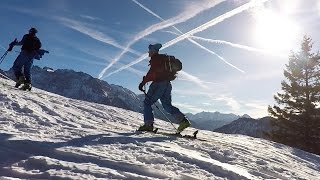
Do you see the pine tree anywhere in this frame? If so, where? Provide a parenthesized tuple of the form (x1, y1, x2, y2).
(268, 36, 320, 155)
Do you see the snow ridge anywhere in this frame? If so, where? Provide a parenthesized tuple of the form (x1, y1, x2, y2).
(0, 78, 319, 179)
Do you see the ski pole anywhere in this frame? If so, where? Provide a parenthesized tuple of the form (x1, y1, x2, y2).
(0, 50, 9, 65)
(143, 90, 178, 132)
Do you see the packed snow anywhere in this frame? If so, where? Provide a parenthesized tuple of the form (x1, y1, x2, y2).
(0, 78, 319, 179)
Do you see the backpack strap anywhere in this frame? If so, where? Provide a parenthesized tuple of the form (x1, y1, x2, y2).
(168, 56, 172, 72)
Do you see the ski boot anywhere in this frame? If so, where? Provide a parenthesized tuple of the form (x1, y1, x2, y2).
(15, 76, 25, 88)
(137, 124, 154, 132)
(20, 83, 32, 91)
(177, 117, 191, 133)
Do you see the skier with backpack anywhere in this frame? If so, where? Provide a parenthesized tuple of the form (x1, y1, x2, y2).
(138, 43, 191, 133)
(8, 27, 48, 91)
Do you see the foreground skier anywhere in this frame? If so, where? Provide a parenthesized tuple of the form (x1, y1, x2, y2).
(138, 43, 191, 133)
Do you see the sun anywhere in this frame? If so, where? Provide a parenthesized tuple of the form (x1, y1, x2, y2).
(318, 1, 320, 16)
(254, 9, 300, 53)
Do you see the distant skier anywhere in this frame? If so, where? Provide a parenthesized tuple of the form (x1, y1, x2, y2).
(138, 43, 191, 132)
(8, 27, 48, 90)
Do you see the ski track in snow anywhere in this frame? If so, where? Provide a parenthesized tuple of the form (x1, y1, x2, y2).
(0, 78, 319, 179)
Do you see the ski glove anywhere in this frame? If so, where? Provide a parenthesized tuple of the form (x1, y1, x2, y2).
(139, 82, 145, 92)
(8, 38, 17, 51)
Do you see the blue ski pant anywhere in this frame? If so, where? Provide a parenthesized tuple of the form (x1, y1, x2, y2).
(143, 81, 185, 125)
(12, 51, 34, 83)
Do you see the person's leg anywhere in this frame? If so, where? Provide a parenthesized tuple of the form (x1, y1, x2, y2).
(143, 82, 166, 125)
(19, 57, 33, 90)
(160, 81, 191, 132)
(12, 52, 28, 88)
(12, 53, 25, 80)
(159, 82, 185, 123)
(23, 57, 34, 84)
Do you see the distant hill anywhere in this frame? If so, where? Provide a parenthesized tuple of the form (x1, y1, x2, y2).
(186, 111, 251, 131)
(4, 66, 144, 113)
(214, 116, 275, 139)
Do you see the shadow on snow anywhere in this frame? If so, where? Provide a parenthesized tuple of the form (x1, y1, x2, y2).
(0, 132, 172, 179)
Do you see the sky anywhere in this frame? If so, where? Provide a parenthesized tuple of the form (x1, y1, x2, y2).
(0, 0, 320, 118)
(0, 77, 319, 179)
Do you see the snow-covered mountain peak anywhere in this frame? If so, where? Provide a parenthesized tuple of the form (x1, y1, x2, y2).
(0, 77, 319, 179)
(242, 114, 251, 118)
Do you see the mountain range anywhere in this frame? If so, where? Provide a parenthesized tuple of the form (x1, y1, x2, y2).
(5, 66, 144, 113)
(186, 111, 251, 131)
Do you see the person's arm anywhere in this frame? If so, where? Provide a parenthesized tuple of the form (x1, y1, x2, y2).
(14, 35, 27, 46)
(35, 37, 42, 50)
(142, 58, 158, 84)
(138, 57, 158, 91)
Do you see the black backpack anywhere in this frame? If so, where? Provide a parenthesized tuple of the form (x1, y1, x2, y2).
(165, 55, 182, 72)
(161, 55, 182, 80)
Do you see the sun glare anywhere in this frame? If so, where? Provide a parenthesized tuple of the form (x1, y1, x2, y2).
(281, 0, 299, 14)
(317, 1, 320, 16)
(254, 9, 300, 53)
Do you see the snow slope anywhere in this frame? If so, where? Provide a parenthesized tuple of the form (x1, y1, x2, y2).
(0, 78, 319, 180)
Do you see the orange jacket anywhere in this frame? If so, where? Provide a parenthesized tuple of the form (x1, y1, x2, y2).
(143, 53, 173, 83)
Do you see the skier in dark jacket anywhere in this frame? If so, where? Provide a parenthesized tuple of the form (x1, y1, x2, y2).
(138, 43, 191, 132)
(8, 27, 43, 90)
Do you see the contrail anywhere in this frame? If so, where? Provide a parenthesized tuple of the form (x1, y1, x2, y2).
(161, 0, 270, 51)
(106, 0, 270, 77)
(57, 17, 141, 56)
(131, 0, 245, 73)
(55, 53, 144, 77)
(164, 30, 286, 57)
(98, 0, 226, 79)
(178, 71, 210, 89)
(78, 48, 145, 76)
(187, 38, 245, 73)
(191, 36, 286, 57)
(131, 0, 163, 20)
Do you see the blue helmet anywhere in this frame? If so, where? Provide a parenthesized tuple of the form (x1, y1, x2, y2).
(148, 43, 162, 53)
